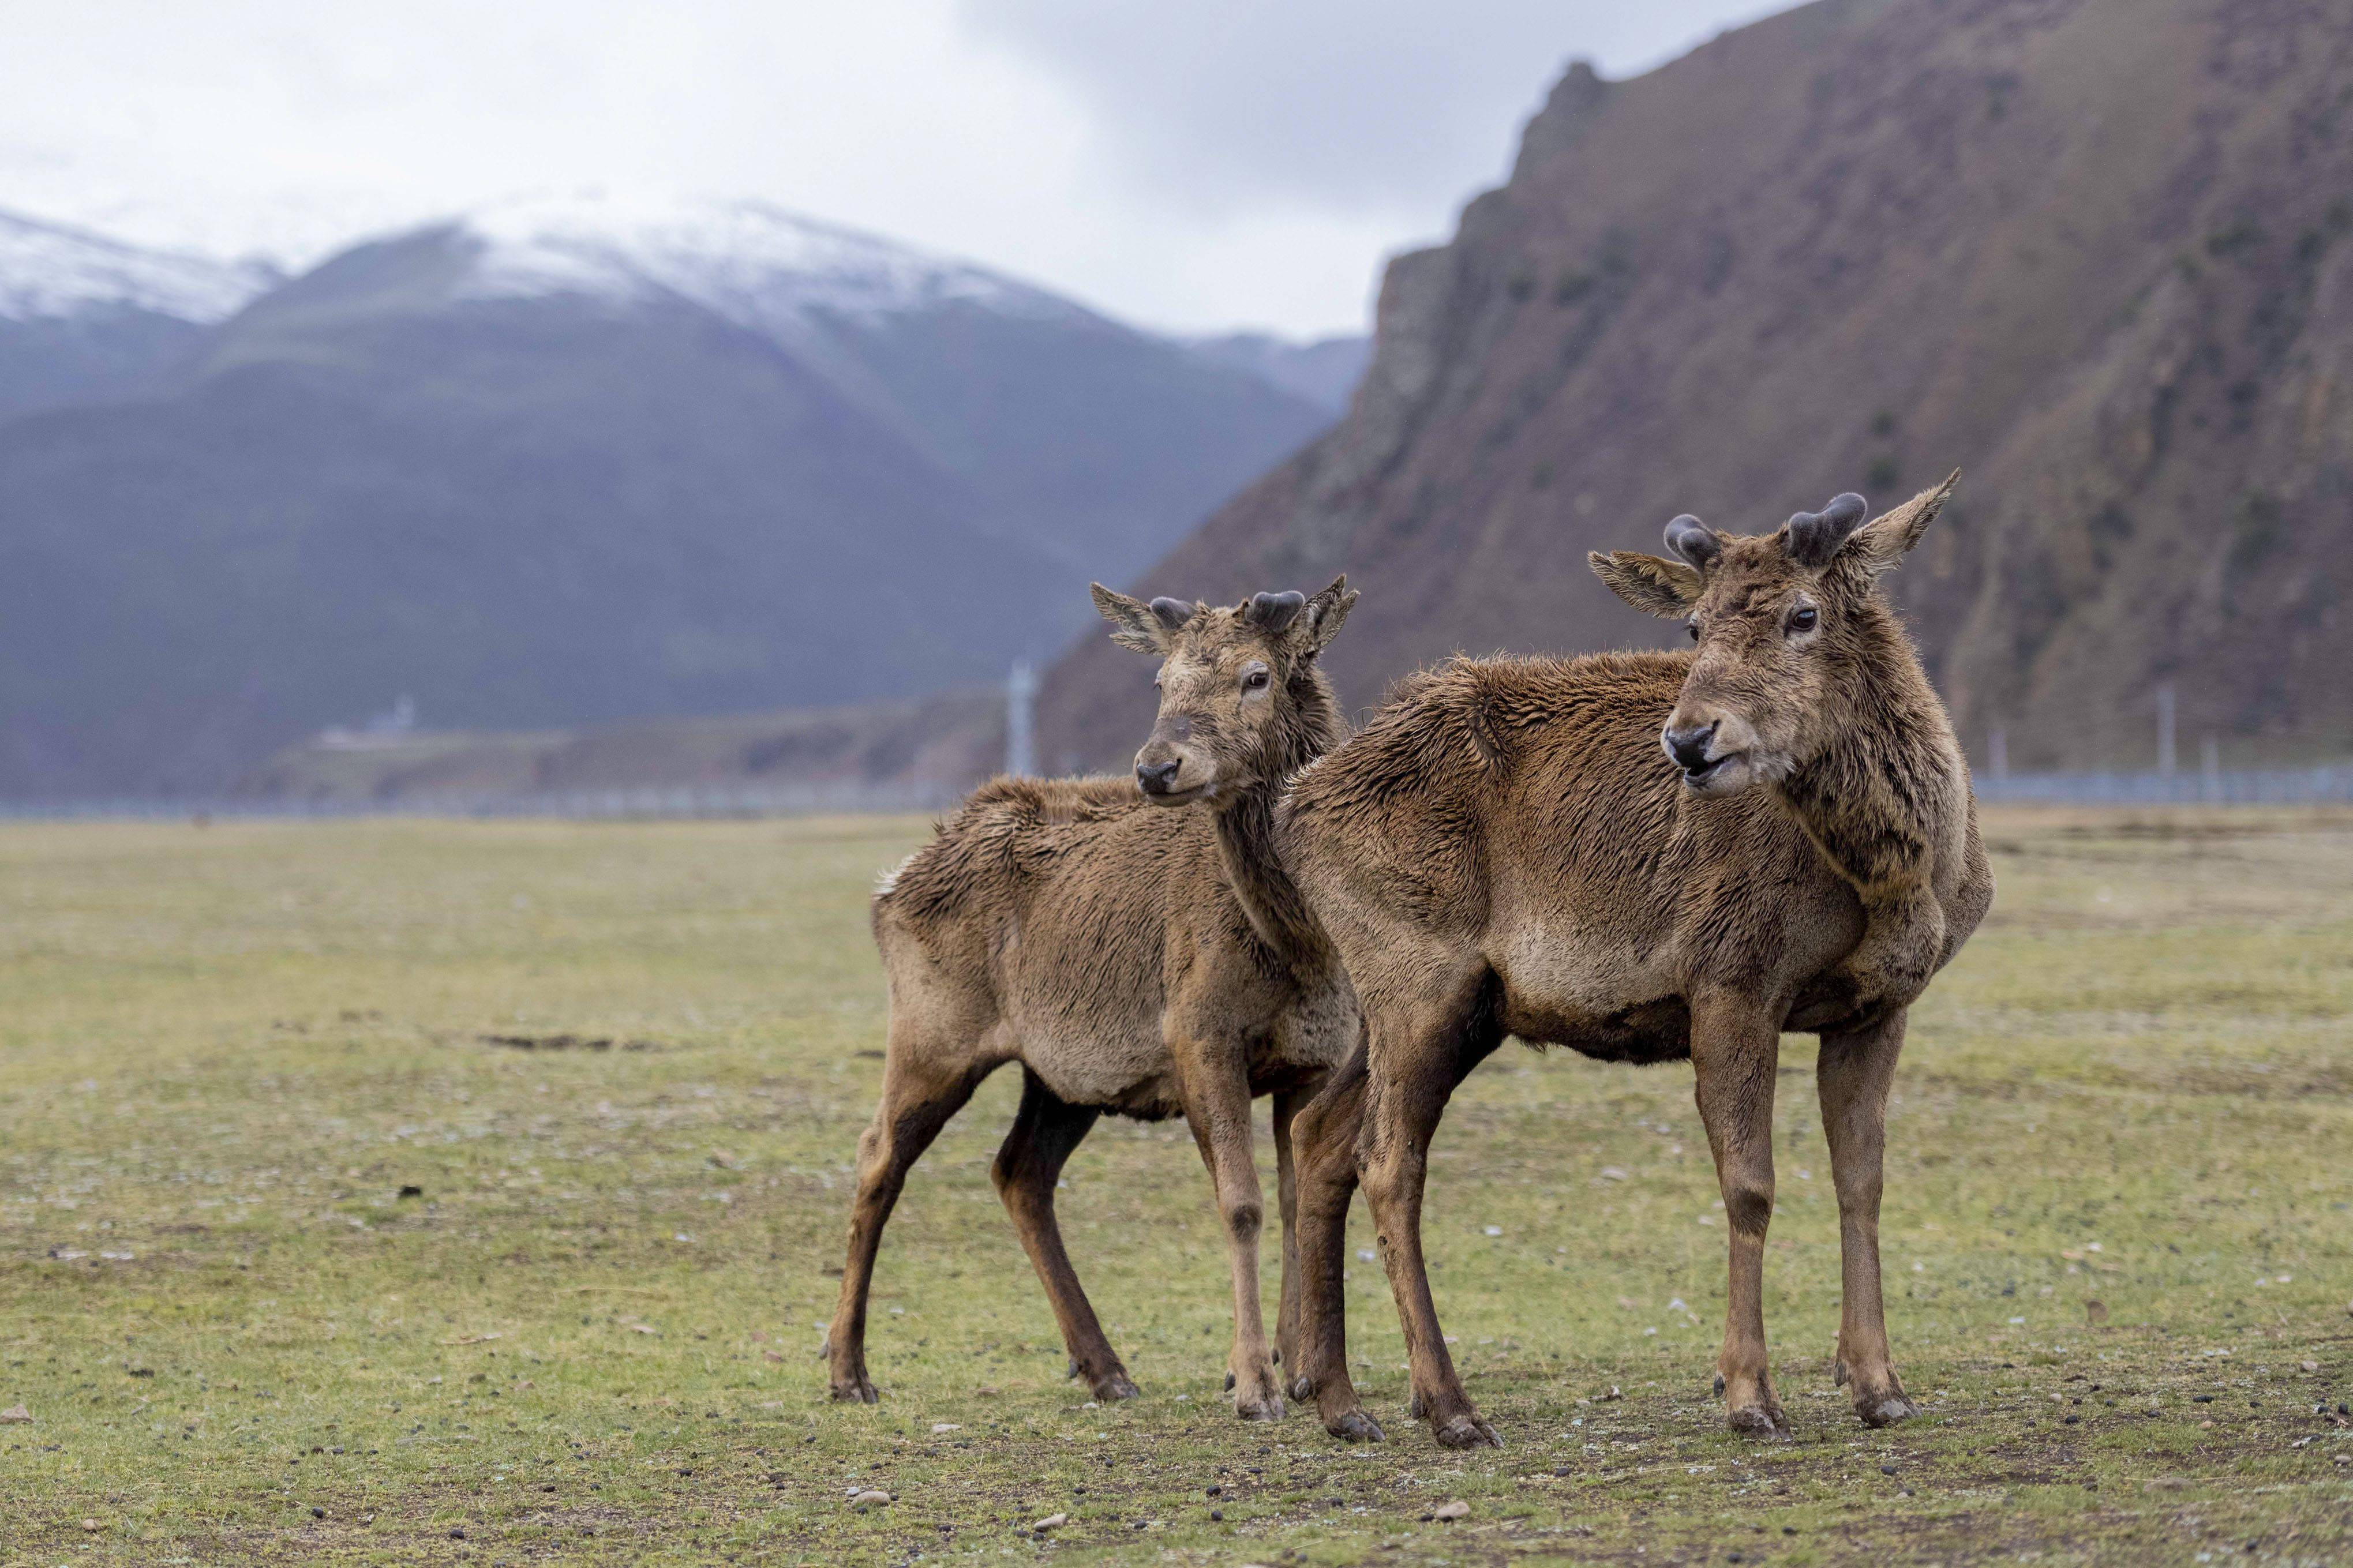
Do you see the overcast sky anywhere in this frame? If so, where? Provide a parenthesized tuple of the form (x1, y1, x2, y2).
(0, 0, 1788, 336)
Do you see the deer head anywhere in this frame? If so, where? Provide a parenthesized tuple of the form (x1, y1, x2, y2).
(1588, 471, 1959, 797)
(1091, 576, 1357, 806)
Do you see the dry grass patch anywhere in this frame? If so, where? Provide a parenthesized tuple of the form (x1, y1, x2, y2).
(0, 809, 2345, 1565)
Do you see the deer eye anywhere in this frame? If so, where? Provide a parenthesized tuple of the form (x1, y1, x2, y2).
(1786, 604, 1819, 635)
(1684, 617, 1701, 642)
(1240, 664, 1271, 692)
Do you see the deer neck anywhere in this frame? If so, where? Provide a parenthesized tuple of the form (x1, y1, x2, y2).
(1774, 600, 1964, 902)
(1210, 670, 1346, 970)
(1211, 787, 1332, 969)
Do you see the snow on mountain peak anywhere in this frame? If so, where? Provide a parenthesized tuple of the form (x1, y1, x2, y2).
(448, 192, 1078, 333)
(0, 209, 276, 325)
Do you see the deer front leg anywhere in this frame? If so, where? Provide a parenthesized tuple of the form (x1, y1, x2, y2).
(1271, 1081, 1312, 1378)
(1839, 880, 1946, 1022)
(1818, 1006, 1917, 1428)
(1178, 1047, 1284, 1421)
(1287, 1048, 1382, 1441)
(1358, 984, 1500, 1450)
(1690, 992, 1788, 1439)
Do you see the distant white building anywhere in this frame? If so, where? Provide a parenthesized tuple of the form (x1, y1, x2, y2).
(317, 695, 418, 750)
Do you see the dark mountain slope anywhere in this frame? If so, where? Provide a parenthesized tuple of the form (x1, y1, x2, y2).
(1041, 0, 2353, 774)
(1182, 332, 1372, 415)
(804, 300, 1337, 578)
(0, 201, 1336, 796)
(0, 254, 1053, 794)
(0, 208, 274, 419)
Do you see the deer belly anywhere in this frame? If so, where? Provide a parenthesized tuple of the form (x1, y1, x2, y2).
(1503, 995, 1692, 1065)
(1490, 925, 1686, 1061)
(1008, 1007, 1184, 1117)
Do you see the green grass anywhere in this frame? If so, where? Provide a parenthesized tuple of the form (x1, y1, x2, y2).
(0, 809, 2347, 1565)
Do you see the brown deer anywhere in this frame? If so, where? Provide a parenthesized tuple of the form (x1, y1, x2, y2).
(825, 578, 1361, 1420)
(1280, 475, 1992, 1448)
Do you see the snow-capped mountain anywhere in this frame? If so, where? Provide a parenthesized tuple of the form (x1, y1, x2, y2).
(0, 197, 1344, 797)
(449, 193, 1078, 336)
(0, 208, 274, 324)
(0, 208, 281, 421)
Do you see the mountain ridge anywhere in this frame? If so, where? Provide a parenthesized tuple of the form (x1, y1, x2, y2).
(0, 198, 1357, 796)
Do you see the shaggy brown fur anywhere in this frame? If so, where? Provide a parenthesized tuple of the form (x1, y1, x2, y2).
(1280, 476, 1993, 1449)
(825, 579, 1361, 1420)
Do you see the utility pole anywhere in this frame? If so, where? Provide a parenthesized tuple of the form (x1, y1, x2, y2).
(1006, 661, 1037, 778)
(2155, 682, 2176, 777)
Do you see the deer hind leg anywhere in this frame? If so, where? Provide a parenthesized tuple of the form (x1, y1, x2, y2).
(1288, 1045, 1382, 1441)
(1178, 1051, 1284, 1421)
(992, 1071, 1135, 1401)
(1816, 1006, 1917, 1428)
(1690, 991, 1789, 1438)
(826, 1034, 986, 1404)
(1359, 976, 1504, 1450)
(1270, 1079, 1316, 1379)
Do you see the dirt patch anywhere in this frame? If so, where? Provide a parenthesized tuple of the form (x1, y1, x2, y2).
(477, 1033, 658, 1052)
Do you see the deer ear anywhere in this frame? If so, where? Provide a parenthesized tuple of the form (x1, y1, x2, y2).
(1844, 470, 1960, 576)
(1292, 575, 1358, 657)
(1589, 552, 1703, 618)
(1091, 583, 1169, 654)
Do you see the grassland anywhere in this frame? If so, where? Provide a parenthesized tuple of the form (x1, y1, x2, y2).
(0, 808, 2347, 1566)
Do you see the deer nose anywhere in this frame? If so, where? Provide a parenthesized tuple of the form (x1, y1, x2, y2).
(1136, 758, 1183, 796)
(1664, 722, 1718, 772)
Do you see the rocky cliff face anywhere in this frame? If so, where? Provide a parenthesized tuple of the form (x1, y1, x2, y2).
(1041, 0, 2353, 775)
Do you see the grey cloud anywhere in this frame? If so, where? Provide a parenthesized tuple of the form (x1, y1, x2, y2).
(958, 0, 1793, 219)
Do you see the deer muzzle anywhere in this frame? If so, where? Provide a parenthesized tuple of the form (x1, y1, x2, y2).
(1133, 739, 1214, 804)
(1661, 708, 1760, 796)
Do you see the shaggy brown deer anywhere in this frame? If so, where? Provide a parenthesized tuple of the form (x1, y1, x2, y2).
(1280, 475, 1992, 1449)
(825, 578, 1361, 1420)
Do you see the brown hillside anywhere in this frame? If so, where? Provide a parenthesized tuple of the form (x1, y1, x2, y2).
(1040, 0, 2353, 775)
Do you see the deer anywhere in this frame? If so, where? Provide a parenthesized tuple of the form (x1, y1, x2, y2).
(1277, 474, 1993, 1449)
(825, 577, 1361, 1421)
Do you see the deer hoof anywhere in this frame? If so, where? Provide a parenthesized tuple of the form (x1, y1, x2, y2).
(1093, 1374, 1141, 1402)
(1433, 1414, 1503, 1450)
(1857, 1392, 1919, 1428)
(1833, 1359, 1850, 1387)
(1406, 1389, 1426, 1420)
(1287, 1373, 1317, 1402)
(1235, 1391, 1286, 1423)
(830, 1376, 880, 1405)
(1224, 1371, 1235, 1391)
(1726, 1403, 1792, 1440)
(1326, 1408, 1385, 1444)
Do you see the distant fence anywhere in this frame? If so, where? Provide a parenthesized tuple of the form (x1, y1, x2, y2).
(0, 781, 968, 823)
(1973, 763, 2353, 805)
(6, 764, 2352, 821)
